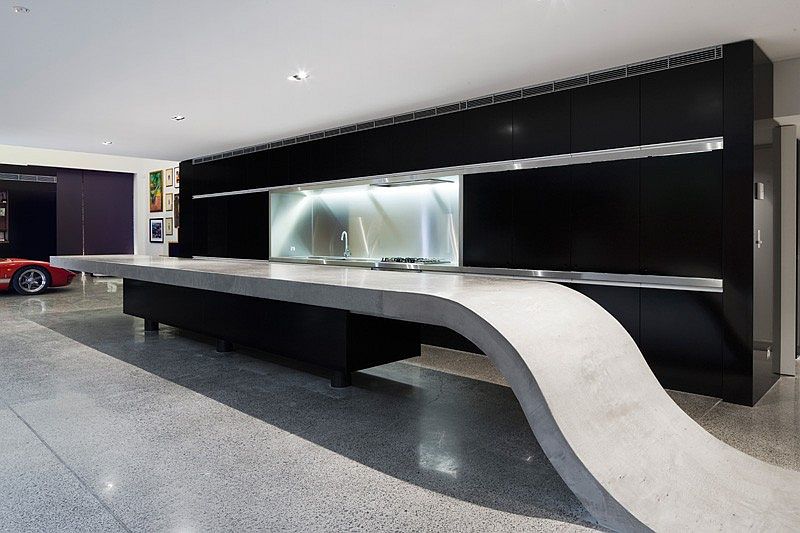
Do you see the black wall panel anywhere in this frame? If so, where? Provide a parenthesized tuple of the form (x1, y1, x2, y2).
(641, 60, 723, 144)
(570, 160, 639, 273)
(422, 112, 465, 169)
(641, 289, 723, 397)
(641, 151, 722, 278)
(0, 180, 57, 262)
(512, 167, 572, 270)
(512, 91, 571, 158)
(391, 120, 429, 174)
(463, 171, 514, 267)
(571, 76, 641, 152)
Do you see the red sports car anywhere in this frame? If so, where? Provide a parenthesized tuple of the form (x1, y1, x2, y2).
(0, 258, 76, 295)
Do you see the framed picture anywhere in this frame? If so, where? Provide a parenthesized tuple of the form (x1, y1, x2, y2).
(149, 170, 163, 212)
(149, 218, 164, 243)
(165, 192, 174, 212)
(174, 167, 180, 187)
(165, 217, 174, 236)
(165, 167, 174, 188)
(174, 194, 180, 227)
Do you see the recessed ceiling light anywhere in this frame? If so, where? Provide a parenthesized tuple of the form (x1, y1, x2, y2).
(170, 115, 186, 122)
(287, 70, 309, 81)
(102, 141, 113, 145)
(12, 5, 30, 14)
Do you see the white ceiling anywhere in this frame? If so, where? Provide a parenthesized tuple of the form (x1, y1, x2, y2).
(2, 0, 800, 162)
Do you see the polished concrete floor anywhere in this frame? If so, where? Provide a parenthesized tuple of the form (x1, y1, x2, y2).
(1, 276, 799, 532)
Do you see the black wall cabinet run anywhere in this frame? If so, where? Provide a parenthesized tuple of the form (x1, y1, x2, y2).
(512, 91, 571, 159)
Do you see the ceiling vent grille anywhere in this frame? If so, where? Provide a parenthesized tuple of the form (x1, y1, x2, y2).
(554, 75, 588, 91)
(193, 44, 723, 164)
(588, 67, 627, 84)
(0, 173, 57, 183)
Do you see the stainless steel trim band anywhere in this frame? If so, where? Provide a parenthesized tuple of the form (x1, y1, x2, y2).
(193, 136, 724, 199)
(261, 256, 723, 293)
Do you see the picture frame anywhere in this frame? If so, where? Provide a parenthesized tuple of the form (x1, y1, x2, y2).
(174, 194, 180, 228)
(165, 217, 174, 236)
(165, 167, 174, 188)
(149, 218, 164, 243)
(149, 170, 163, 212)
(165, 192, 174, 212)
(174, 167, 180, 187)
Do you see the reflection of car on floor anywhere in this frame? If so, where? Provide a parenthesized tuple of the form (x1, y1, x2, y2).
(0, 258, 76, 295)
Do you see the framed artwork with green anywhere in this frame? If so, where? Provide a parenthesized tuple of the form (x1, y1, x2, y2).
(149, 170, 163, 212)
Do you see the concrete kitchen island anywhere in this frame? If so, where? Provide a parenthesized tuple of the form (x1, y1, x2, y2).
(51, 254, 800, 532)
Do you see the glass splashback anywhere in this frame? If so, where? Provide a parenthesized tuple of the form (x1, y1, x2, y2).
(270, 176, 460, 263)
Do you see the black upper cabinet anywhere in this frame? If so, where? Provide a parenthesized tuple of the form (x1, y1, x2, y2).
(392, 120, 429, 174)
(640, 151, 722, 278)
(226, 193, 270, 260)
(463, 171, 514, 268)
(512, 167, 571, 270)
(361, 125, 396, 176)
(422, 112, 465, 169)
(571, 159, 639, 273)
(328, 132, 365, 179)
(513, 91, 571, 159)
(571, 77, 640, 152)
(461, 102, 514, 164)
(242, 151, 270, 189)
(267, 147, 289, 186)
(641, 60, 723, 144)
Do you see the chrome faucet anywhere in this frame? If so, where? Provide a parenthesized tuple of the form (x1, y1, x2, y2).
(340, 231, 351, 258)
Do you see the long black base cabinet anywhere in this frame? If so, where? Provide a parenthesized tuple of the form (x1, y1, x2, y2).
(123, 279, 421, 387)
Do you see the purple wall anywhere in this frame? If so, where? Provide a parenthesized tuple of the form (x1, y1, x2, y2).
(56, 169, 83, 255)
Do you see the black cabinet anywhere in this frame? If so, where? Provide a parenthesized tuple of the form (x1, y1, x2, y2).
(192, 193, 269, 260)
(391, 119, 429, 174)
(573, 284, 640, 344)
(463, 171, 514, 267)
(266, 147, 289, 186)
(421, 112, 465, 169)
(461, 102, 514, 164)
(361, 125, 396, 176)
(641, 60, 723, 144)
(641, 151, 722, 278)
(571, 160, 639, 273)
(571, 76, 640, 152)
(640, 289, 723, 397)
(513, 91, 571, 158)
(512, 167, 571, 270)
(242, 151, 270, 189)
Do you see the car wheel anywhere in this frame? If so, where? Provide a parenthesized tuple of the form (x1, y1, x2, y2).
(12, 266, 50, 295)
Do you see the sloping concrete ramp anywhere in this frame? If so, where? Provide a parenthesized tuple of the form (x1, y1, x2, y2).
(52, 255, 800, 531)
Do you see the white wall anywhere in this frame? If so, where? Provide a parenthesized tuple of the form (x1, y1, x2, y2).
(0, 144, 178, 256)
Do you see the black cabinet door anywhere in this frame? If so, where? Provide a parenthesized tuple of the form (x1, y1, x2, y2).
(513, 91, 571, 158)
(204, 157, 243, 193)
(226, 192, 270, 260)
(461, 102, 514, 164)
(573, 284, 640, 344)
(242, 151, 270, 189)
(641, 60, 723, 145)
(512, 167, 571, 270)
(571, 160, 639, 273)
(571, 76, 640, 152)
(463, 171, 514, 267)
(361, 124, 396, 176)
(392, 119, 430, 173)
(640, 289, 723, 397)
(267, 147, 290, 186)
(640, 151, 722, 278)
(422, 112, 465, 169)
(329, 132, 365, 179)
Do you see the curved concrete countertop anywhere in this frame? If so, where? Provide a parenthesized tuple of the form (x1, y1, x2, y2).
(51, 255, 800, 532)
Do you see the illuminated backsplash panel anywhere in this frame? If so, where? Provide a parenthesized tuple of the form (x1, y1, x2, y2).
(270, 177, 461, 263)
